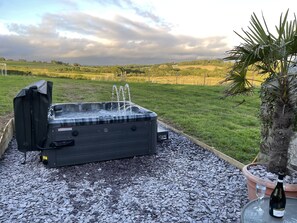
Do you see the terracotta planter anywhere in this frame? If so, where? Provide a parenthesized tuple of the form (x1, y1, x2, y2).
(242, 163, 297, 200)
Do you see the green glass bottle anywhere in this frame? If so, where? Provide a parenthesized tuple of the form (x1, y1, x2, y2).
(269, 174, 286, 218)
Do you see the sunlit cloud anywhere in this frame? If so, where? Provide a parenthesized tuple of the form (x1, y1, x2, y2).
(0, 10, 228, 65)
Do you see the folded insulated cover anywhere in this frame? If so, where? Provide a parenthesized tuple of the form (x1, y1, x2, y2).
(13, 80, 53, 152)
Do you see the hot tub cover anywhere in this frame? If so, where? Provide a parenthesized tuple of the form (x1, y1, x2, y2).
(13, 80, 53, 152)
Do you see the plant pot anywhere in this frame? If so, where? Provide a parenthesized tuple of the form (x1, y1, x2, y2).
(242, 163, 297, 200)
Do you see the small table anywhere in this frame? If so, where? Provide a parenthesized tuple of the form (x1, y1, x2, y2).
(241, 197, 297, 223)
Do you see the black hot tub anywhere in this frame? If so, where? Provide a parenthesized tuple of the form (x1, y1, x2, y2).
(13, 80, 157, 167)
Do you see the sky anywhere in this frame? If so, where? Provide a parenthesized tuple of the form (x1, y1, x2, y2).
(0, 0, 296, 65)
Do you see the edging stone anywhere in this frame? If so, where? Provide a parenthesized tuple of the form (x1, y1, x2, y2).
(0, 118, 14, 158)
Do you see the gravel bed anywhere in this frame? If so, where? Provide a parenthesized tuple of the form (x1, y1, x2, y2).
(0, 129, 249, 223)
(248, 164, 297, 184)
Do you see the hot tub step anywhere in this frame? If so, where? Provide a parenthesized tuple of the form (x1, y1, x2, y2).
(157, 125, 169, 142)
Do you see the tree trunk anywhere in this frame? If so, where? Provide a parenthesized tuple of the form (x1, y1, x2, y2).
(268, 99, 295, 175)
(288, 133, 297, 172)
(259, 84, 274, 162)
(259, 101, 273, 162)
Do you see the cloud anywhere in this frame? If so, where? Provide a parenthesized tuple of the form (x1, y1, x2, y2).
(0, 12, 229, 65)
(93, 0, 171, 29)
(94, 0, 123, 7)
(120, 0, 171, 28)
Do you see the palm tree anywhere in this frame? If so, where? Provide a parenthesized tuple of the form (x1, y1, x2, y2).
(224, 9, 297, 175)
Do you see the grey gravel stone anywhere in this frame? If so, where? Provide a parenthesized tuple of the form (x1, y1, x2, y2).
(0, 129, 248, 222)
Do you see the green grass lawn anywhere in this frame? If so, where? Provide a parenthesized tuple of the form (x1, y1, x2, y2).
(0, 75, 261, 164)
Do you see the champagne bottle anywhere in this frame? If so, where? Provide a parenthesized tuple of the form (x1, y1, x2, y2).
(269, 174, 286, 218)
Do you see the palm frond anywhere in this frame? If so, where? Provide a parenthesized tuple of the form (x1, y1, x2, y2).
(223, 9, 297, 140)
(223, 68, 254, 96)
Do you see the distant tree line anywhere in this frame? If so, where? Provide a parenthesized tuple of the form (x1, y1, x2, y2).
(177, 59, 228, 66)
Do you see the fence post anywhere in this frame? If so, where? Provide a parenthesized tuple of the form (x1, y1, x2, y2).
(0, 63, 7, 76)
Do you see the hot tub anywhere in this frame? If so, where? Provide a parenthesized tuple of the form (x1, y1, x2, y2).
(42, 102, 157, 167)
(13, 80, 159, 168)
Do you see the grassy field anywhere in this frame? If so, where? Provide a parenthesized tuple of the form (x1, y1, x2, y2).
(0, 75, 260, 164)
(3, 59, 264, 86)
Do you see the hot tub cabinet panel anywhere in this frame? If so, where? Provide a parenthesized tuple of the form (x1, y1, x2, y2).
(42, 102, 157, 167)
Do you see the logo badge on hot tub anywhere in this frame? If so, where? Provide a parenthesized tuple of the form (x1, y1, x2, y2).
(58, 127, 73, 132)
